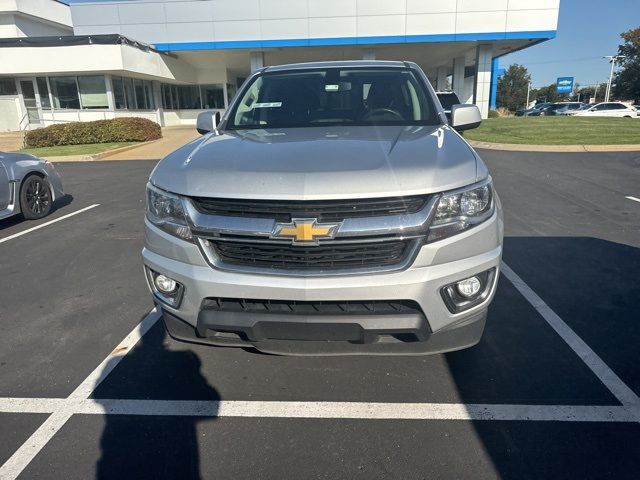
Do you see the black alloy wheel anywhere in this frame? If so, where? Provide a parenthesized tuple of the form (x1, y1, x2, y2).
(20, 174, 52, 220)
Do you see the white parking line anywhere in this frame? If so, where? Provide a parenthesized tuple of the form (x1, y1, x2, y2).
(0, 398, 635, 423)
(3, 263, 640, 478)
(0, 308, 160, 480)
(501, 262, 640, 415)
(625, 195, 640, 204)
(0, 204, 100, 244)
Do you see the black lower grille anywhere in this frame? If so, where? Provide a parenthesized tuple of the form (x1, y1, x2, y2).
(191, 196, 428, 222)
(201, 298, 423, 315)
(209, 239, 411, 270)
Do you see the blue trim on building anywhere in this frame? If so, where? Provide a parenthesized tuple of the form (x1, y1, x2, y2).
(489, 58, 505, 111)
(154, 30, 557, 52)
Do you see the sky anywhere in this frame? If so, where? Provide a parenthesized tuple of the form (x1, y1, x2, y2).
(501, 0, 640, 88)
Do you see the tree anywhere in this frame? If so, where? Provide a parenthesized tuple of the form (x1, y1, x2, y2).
(575, 83, 608, 103)
(529, 83, 569, 104)
(612, 27, 640, 102)
(496, 64, 531, 111)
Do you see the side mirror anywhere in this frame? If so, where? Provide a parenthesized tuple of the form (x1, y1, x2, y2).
(196, 110, 221, 135)
(450, 104, 481, 132)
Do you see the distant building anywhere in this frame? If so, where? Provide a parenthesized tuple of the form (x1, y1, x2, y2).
(0, 0, 560, 131)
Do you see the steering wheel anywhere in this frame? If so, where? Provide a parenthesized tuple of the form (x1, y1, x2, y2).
(362, 108, 404, 121)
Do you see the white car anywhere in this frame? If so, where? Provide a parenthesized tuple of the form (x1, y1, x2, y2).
(574, 102, 638, 118)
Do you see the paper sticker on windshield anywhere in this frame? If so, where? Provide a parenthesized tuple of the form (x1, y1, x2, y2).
(325, 84, 340, 92)
(253, 102, 282, 108)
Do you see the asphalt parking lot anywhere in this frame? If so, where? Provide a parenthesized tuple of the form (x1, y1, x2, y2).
(1, 151, 639, 479)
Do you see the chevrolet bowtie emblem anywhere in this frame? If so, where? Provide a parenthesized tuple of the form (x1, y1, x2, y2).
(271, 218, 340, 245)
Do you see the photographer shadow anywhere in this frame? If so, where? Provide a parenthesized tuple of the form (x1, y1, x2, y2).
(92, 320, 220, 480)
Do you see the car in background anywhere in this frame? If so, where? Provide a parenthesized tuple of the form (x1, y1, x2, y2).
(539, 102, 585, 116)
(0, 152, 64, 221)
(435, 91, 461, 122)
(574, 102, 638, 118)
(516, 103, 551, 116)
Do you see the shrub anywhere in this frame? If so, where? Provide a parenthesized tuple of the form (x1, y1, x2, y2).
(24, 117, 162, 148)
(488, 110, 500, 118)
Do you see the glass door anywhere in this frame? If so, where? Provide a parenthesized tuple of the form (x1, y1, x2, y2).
(19, 80, 42, 125)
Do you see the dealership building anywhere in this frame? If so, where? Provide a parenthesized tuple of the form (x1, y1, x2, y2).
(0, 0, 560, 131)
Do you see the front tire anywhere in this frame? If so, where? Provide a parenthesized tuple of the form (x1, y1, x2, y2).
(20, 174, 52, 220)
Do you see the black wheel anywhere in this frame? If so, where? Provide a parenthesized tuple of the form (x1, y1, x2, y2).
(20, 174, 52, 220)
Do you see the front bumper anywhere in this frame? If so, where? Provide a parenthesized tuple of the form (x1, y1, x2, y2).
(142, 209, 503, 355)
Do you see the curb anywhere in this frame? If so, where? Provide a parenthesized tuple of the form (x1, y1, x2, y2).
(42, 140, 158, 163)
(468, 140, 640, 153)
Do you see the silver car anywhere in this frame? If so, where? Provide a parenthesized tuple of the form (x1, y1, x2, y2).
(0, 152, 64, 221)
(143, 61, 503, 355)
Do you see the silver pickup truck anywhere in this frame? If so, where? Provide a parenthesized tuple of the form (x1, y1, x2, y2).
(143, 60, 503, 355)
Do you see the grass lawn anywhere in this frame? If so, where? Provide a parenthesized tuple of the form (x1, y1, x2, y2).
(465, 117, 640, 145)
(18, 142, 137, 157)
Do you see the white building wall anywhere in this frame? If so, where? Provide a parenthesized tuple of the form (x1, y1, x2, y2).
(0, 44, 195, 82)
(0, 96, 20, 131)
(71, 0, 560, 46)
(0, 13, 19, 37)
(473, 45, 493, 119)
(13, 15, 71, 36)
(0, 0, 72, 37)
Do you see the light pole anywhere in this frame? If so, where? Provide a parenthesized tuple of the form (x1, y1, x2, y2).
(525, 81, 531, 109)
(603, 55, 625, 102)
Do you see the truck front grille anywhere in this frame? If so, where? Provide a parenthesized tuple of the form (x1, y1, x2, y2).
(208, 239, 412, 271)
(191, 196, 428, 222)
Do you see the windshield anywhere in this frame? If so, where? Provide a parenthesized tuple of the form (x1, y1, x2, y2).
(228, 68, 439, 129)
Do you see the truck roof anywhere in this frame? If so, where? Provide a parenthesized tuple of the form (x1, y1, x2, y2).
(264, 60, 408, 72)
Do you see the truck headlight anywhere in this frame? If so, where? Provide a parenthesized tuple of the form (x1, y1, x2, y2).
(427, 178, 494, 242)
(146, 183, 193, 241)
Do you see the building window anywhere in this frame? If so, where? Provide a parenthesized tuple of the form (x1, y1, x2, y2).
(50, 76, 108, 109)
(162, 84, 174, 109)
(78, 75, 108, 109)
(50, 76, 80, 109)
(178, 85, 201, 109)
(134, 79, 148, 109)
(0, 78, 18, 95)
(113, 76, 155, 110)
(124, 78, 135, 109)
(201, 85, 225, 109)
(171, 85, 179, 109)
(36, 77, 51, 108)
(112, 76, 127, 109)
(161, 83, 225, 109)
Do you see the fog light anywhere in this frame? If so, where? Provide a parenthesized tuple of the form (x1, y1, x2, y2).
(155, 274, 177, 294)
(145, 267, 184, 308)
(456, 276, 481, 298)
(440, 268, 497, 314)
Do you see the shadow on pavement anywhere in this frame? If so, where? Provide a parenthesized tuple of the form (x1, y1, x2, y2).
(446, 236, 640, 479)
(93, 322, 219, 480)
(0, 193, 73, 231)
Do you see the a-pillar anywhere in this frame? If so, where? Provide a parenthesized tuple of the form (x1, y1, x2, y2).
(473, 44, 493, 119)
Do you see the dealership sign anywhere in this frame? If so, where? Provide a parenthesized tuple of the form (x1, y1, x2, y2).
(556, 77, 574, 94)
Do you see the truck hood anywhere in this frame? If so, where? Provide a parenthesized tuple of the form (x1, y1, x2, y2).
(150, 125, 482, 200)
